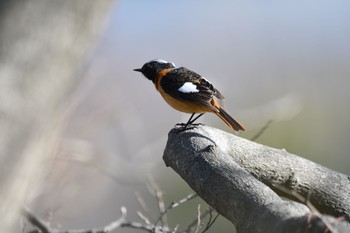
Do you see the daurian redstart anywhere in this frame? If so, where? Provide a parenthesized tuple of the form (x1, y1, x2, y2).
(134, 59, 244, 131)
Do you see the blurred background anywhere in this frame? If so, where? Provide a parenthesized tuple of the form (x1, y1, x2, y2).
(5, 0, 350, 232)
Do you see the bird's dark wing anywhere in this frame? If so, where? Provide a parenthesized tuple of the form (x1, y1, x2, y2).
(160, 67, 223, 107)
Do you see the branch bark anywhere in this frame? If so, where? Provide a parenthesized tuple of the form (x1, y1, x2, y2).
(163, 125, 350, 233)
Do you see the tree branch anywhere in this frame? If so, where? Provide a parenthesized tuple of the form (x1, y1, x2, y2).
(23, 186, 209, 233)
(23, 206, 157, 233)
(163, 125, 350, 233)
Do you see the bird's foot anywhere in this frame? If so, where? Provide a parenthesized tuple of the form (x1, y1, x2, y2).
(174, 123, 204, 132)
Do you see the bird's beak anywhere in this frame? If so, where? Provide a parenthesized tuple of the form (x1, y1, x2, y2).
(133, 68, 142, 72)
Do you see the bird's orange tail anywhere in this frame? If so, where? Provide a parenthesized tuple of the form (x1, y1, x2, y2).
(214, 107, 245, 131)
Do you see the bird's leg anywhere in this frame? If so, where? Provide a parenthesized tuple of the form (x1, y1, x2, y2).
(186, 113, 196, 125)
(175, 113, 205, 131)
(188, 113, 204, 124)
(184, 113, 204, 129)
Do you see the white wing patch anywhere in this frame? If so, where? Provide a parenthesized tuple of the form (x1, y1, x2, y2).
(178, 82, 199, 93)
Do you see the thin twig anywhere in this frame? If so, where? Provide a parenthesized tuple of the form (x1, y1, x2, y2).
(148, 175, 167, 226)
(250, 120, 273, 141)
(185, 209, 211, 233)
(201, 209, 219, 233)
(172, 224, 179, 233)
(23, 206, 162, 233)
(24, 178, 204, 233)
(103, 207, 127, 232)
(135, 191, 156, 221)
(137, 211, 152, 225)
(155, 194, 198, 225)
(120, 221, 154, 232)
(194, 205, 201, 233)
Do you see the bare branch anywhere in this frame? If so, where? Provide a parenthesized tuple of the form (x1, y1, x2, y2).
(148, 175, 167, 226)
(156, 194, 198, 225)
(185, 209, 211, 233)
(24, 188, 203, 233)
(23, 206, 160, 233)
(250, 120, 273, 141)
(135, 191, 156, 221)
(137, 211, 152, 225)
(172, 224, 179, 233)
(194, 205, 201, 233)
(103, 207, 127, 232)
(120, 221, 154, 232)
(201, 209, 219, 233)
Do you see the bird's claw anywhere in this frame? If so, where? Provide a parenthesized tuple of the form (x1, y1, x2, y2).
(174, 123, 204, 131)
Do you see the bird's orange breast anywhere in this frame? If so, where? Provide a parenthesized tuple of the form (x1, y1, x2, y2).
(155, 69, 214, 113)
(159, 90, 213, 113)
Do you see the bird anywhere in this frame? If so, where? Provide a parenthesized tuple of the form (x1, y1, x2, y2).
(133, 59, 245, 131)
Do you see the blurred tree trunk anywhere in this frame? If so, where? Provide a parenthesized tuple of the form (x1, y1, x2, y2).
(0, 1, 114, 232)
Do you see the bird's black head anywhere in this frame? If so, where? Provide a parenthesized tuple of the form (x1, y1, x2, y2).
(134, 59, 176, 83)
